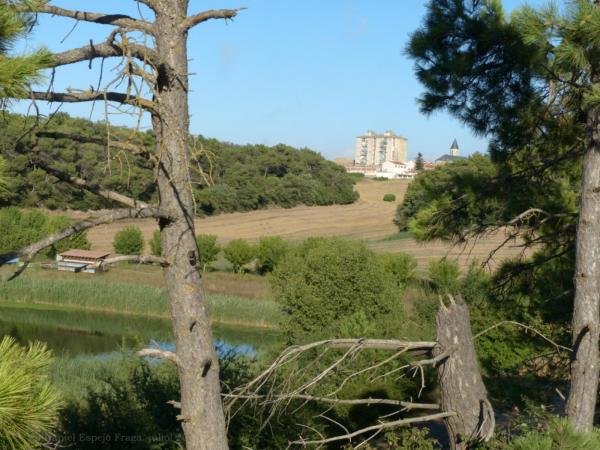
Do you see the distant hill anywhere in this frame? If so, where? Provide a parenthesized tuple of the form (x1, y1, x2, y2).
(0, 113, 359, 214)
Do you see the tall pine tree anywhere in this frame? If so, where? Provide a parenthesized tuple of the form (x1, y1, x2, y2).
(409, 0, 600, 430)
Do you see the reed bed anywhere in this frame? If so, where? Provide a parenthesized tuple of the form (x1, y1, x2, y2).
(0, 275, 281, 328)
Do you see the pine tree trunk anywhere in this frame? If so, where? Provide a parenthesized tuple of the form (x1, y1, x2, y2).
(436, 296, 494, 449)
(566, 104, 600, 432)
(152, 2, 228, 448)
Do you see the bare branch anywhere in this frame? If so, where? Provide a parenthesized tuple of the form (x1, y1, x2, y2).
(181, 7, 246, 31)
(0, 207, 170, 267)
(292, 412, 456, 446)
(325, 339, 437, 352)
(50, 39, 158, 67)
(29, 90, 155, 111)
(222, 393, 440, 410)
(31, 159, 150, 209)
(101, 255, 168, 267)
(36, 130, 155, 161)
(36, 4, 154, 34)
(138, 348, 180, 365)
(474, 320, 572, 353)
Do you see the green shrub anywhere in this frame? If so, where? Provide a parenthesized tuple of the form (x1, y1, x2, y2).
(380, 252, 417, 287)
(0, 337, 62, 449)
(223, 239, 255, 273)
(357, 427, 439, 450)
(383, 193, 396, 202)
(113, 226, 144, 255)
(272, 238, 400, 342)
(0, 207, 89, 257)
(196, 234, 220, 271)
(507, 418, 600, 450)
(428, 259, 460, 293)
(43, 215, 91, 257)
(149, 230, 161, 257)
(255, 236, 289, 274)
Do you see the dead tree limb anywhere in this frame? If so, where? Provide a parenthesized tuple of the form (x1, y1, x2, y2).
(291, 412, 457, 447)
(36, 130, 155, 161)
(181, 8, 246, 31)
(49, 39, 159, 67)
(30, 159, 150, 209)
(29, 90, 155, 111)
(35, 4, 154, 33)
(138, 348, 181, 365)
(0, 207, 169, 267)
(222, 394, 440, 410)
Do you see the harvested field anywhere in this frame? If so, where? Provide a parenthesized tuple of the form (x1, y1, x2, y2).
(78, 179, 523, 271)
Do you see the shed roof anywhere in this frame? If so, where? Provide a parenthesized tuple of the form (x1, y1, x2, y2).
(60, 250, 110, 259)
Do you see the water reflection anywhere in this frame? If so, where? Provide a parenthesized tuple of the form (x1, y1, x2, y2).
(0, 305, 280, 357)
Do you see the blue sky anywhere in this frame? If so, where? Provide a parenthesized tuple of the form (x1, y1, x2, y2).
(14, 0, 542, 161)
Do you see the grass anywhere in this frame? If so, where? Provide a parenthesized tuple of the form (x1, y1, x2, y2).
(0, 274, 282, 329)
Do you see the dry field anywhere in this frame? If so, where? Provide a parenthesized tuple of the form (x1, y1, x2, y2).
(80, 179, 523, 271)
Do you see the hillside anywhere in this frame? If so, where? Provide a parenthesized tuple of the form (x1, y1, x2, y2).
(0, 112, 358, 213)
(79, 179, 523, 271)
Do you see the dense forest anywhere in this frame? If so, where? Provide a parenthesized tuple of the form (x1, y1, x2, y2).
(0, 112, 358, 214)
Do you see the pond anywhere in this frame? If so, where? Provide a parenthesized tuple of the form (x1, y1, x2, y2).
(0, 304, 281, 358)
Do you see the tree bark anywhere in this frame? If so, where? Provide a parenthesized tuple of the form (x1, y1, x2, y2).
(566, 104, 600, 432)
(436, 296, 494, 450)
(152, 2, 228, 448)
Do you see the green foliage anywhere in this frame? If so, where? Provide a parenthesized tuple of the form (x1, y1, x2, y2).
(60, 359, 182, 449)
(255, 236, 289, 274)
(0, 1, 52, 104)
(358, 427, 439, 450)
(0, 155, 8, 193)
(507, 418, 600, 450)
(149, 230, 161, 257)
(271, 238, 400, 343)
(196, 234, 220, 272)
(394, 154, 502, 239)
(383, 193, 396, 202)
(44, 214, 91, 257)
(428, 259, 460, 294)
(223, 239, 254, 273)
(380, 252, 417, 287)
(0, 336, 62, 449)
(0, 207, 89, 256)
(113, 226, 144, 255)
(58, 354, 309, 450)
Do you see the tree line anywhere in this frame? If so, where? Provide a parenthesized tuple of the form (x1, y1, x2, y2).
(0, 112, 358, 214)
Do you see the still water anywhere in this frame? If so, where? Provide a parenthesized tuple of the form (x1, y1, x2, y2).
(0, 304, 280, 357)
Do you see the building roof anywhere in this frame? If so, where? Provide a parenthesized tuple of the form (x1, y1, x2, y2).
(435, 154, 466, 162)
(451, 139, 459, 150)
(357, 131, 408, 140)
(60, 250, 110, 259)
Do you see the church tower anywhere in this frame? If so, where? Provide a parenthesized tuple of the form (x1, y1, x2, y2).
(450, 139, 459, 157)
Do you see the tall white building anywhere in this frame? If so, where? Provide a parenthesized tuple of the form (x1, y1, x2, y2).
(354, 131, 408, 165)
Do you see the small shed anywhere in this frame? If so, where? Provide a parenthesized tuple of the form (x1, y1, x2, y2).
(56, 250, 110, 273)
